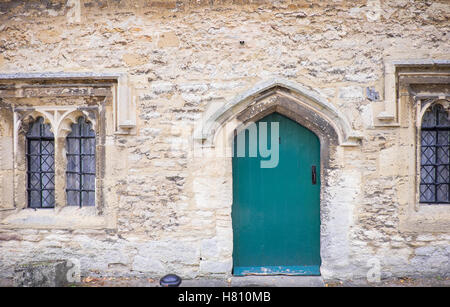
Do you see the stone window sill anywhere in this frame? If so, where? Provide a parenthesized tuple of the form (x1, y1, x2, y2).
(400, 204, 450, 233)
(0, 206, 109, 230)
(417, 203, 450, 212)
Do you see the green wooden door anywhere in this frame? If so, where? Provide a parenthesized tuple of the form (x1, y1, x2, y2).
(232, 112, 321, 276)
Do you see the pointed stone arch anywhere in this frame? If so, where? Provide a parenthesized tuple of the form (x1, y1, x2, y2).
(190, 79, 362, 277)
(58, 108, 98, 138)
(416, 98, 450, 129)
(194, 78, 362, 147)
(11, 109, 55, 210)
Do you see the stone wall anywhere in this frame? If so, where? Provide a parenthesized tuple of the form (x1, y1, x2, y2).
(0, 0, 449, 281)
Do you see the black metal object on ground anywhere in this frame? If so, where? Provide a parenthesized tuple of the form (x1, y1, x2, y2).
(160, 274, 182, 287)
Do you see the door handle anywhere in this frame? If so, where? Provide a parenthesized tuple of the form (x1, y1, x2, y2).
(312, 165, 317, 185)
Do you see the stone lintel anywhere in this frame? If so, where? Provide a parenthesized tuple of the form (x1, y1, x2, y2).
(0, 72, 135, 135)
(376, 59, 450, 125)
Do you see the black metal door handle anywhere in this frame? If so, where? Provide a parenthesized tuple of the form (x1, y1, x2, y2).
(312, 165, 317, 185)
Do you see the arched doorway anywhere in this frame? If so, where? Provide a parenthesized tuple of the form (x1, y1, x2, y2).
(232, 112, 321, 275)
(193, 79, 361, 278)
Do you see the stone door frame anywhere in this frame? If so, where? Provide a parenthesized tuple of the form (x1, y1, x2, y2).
(192, 79, 362, 278)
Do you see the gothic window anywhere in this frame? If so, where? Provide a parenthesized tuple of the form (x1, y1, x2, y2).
(26, 117, 55, 208)
(420, 104, 450, 203)
(66, 117, 96, 207)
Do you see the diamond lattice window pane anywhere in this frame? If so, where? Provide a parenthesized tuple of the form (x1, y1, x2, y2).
(437, 184, 449, 202)
(88, 128, 95, 137)
(66, 117, 96, 207)
(437, 165, 450, 183)
(67, 155, 80, 172)
(42, 190, 55, 208)
(70, 123, 80, 137)
(42, 173, 55, 189)
(421, 166, 435, 183)
(82, 191, 95, 206)
(29, 140, 40, 154)
(421, 131, 436, 146)
(29, 190, 41, 208)
(420, 184, 435, 202)
(67, 138, 79, 154)
(27, 122, 40, 137)
(41, 141, 54, 155)
(81, 121, 94, 137)
(42, 124, 54, 137)
(82, 174, 95, 190)
(437, 131, 450, 145)
(26, 117, 55, 208)
(67, 190, 80, 206)
(67, 173, 80, 190)
(82, 138, 95, 154)
(437, 106, 450, 126)
(420, 104, 450, 203)
(437, 147, 450, 164)
(82, 156, 96, 173)
(29, 173, 40, 189)
(421, 147, 436, 165)
(29, 156, 40, 172)
(42, 154, 54, 172)
(422, 110, 436, 128)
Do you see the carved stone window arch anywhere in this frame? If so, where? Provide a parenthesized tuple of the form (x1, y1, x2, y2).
(65, 116, 96, 207)
(395, 65, 450, 233)
(26, 117, 55, 208)
(12, 107, 102, 210)
(0, 74, 116, 229)
(417, 99, 450, 204)
(12, 109, 56, 210)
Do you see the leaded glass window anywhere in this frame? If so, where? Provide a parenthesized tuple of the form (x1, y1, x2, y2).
(66, 117, 96, 207)
(420, 104, 450, 203)
(26, 117, 55, 208)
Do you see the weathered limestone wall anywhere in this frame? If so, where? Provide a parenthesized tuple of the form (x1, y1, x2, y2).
(0, 0, 449, 281)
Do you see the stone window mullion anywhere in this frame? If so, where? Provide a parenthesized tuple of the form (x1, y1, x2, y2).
(54, 135, 67, 209)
